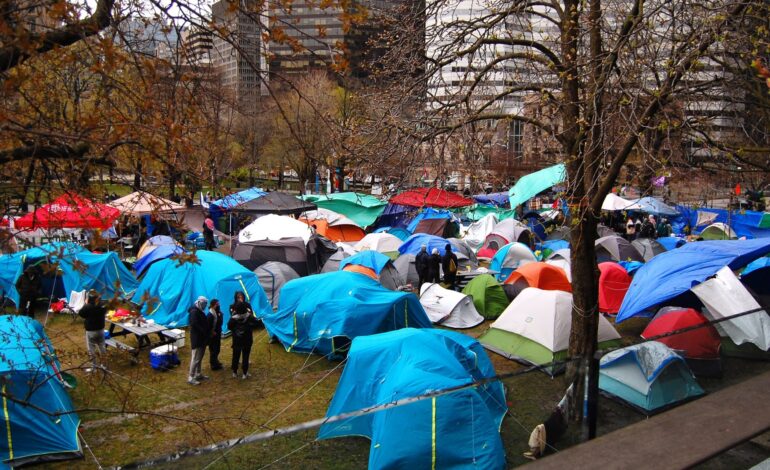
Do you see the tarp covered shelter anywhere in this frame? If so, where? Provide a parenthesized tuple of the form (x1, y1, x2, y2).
(479, 288, 620, 375)
(672, 206, 770, 240)
(617, 239, 770, 322)
(595, 234, 644, 263)
(318, 329, 506, 469)
(231, 191, 317, 217)
(209, 187, 266, 211)
(302, 192, 386, 228)
(488, 242, 537, 281)
(340, 250, 403, 290)
(262, 271, 432, 358)
(108, 191, 184, 215)
(479, 219, 532, 257)
(598, 262, 631, 314)
(599, 342, 704, 414)
(655, 237, 686, 251)
(508, 163, 566, 209)
(0, 316, 81, 467)
(462, 274, 509, 319)
(133, 250, 270, 328)
(398, 233, 455, 256)
(390, 187, 474, 208)
(462, 213, 498, 250)
(15, 193, 120, 230)
(419, 282, 484, 328)
(642, 307, 722, 376)
(632, 238, 666, 262)
(602, 193, 642, 211)
(406, 208, 456, 233)
(473, 192, 509, 206)
(254, 261, 300, 310)
(504, 262, 572, 292)
(699, 222, 738, 240)
(354, 233, 402, 254)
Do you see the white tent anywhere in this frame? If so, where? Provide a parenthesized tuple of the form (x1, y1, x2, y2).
(238, 214, 313, 244)
(545, 249, 572, 282)
(692, 266, 770, 351)
(482, 219, 532, 251)
(463, 214, 498, 250)
(108, 191, 184, 215)
(601, 193, 642, 211)
(300, 208, 361, 228)
(419, 283, 484, 328)
(354, 233, 402, 253)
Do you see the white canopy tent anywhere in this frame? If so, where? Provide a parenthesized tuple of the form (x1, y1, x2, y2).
(601, 193, 642, 211)
(108, 191, 184, 215)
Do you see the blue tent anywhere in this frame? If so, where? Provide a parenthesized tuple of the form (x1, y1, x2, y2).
(656, 237, 686, 251)
(489, 242, 537, 281)
(133, 251, 270, 328)
(339, 250, 391, 275)
(742, 256, 770, 276)
(373, 226, 411, 241)
(672, 206, 770, 239)
(0, 316, 81, 466)
(405, 208, 455, 233)
(318, 328, 506, 469)
(539, 239, 569, 253)
(0, 243, 86, 304)
(631, 197, 679, 216)
(134, 244, 185, 276)
(600, 342, 703, 414)
(262, 271, 432, 358)
(618, 260, 644, 276)
(617, 239, 770, 322)
(473, 192, 510, 207)
(398, 233, 455, 256)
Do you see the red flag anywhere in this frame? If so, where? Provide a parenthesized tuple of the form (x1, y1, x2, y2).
(735, 183, 741, 196)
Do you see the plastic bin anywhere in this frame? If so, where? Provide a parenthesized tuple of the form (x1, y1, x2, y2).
(149, 345, 180, 371)
(163, 328, 185, 348)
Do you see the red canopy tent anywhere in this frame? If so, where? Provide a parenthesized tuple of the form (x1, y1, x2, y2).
(389, 187, 474, 208)
(15, 194, 120, 230)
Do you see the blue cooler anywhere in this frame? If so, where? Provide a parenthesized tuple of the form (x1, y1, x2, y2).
(150, 345, 180, 371)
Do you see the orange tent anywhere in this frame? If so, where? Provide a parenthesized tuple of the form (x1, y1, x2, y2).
(342, 264, 378, 280)
(504, 262, 572, 292)
(300, 218, 365, 242)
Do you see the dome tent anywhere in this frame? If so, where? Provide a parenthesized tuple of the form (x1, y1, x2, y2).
(488, 242, 537, 281)
(479, 288, 621, 375)
(478, 219, 532, 257)
(595, 234, 644, 263)
(340, 250, 404, 290)
(320, 247, 352, 273)
(461, 274, 509, 319)
(419, 282, 484, 328)
(463, 213, 498, 250)
(599, 342, 704, 415)
(631, 238, 666, 262)
(545, 248, 572, 281)
(393, 253, 419, 286)
(699, 222, 738, 240)
(300, 208, 365, 242)
(262, 271, 432, 358)
(598, 262, 632, 314)
(133, 250, 270, 328)
(354, 233, 403, 255)
(254, 261, 300, 310)
(504, 262, 572, 293)
(318, 329, 506, 470)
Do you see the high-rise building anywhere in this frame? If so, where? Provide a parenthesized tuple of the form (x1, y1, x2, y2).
(116, 18, 180, 58)
(181, 26, 214, 66)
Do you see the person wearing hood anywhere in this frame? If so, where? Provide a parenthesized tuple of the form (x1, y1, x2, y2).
(203, 213, 216, 250)
(206, 299, 224, 371)
(15, 265, 41, 318)
(187, 296, 211, 385)
(228, 291, 259, 379)
(415, 244, 430, 289)
(441, 243, 459, 290)
(428, 248, 442, 284)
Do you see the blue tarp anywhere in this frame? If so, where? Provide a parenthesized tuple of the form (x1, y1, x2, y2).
(473, 192, 510, 207)
(262, 271, 432, 358)
(373, 203, 415, 231)
(508, 164, 566, 209)
(318, 328, 506, 469)
(339, 250, 391, 275)
(632, 197, 679, 216)
(672, 206, 770, 239)
(406, 208, 455, 233)
(133, 250, 270, 328)
(617, 239, 770, 322)
(618, 260, 644, 276)
(210, 187, 266, 211)
(0, 316, 81, 466)
(134, 244, 185, 276)
(398, 233, 455, 256)
(656, 237, 686, 251)
(742, 256, 770, 276)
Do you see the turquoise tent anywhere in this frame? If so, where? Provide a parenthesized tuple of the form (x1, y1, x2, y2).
(318, 328, 506, 469)
(0, 316, 81, 466)
(133, 251, 270, 328)
(262, 271, 432, 358)
(508, 163, 566, 209)
(339, 250, 391, 275)
(599, 342, 704, 414)
(301, 193, 386, 228)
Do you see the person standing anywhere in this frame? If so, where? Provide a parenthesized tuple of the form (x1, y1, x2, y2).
(228, 291, 257, 379)
(206, 299, 224, 371)
(428, 248, 442, 284)
(79, 290, 107, 372)
(415, 244, 430, 290)
(441, 243, 459, 290)
(625, 217, 636, 241)
(15, 266, 41, 318)
(187, 296, 210, 385)
(639, 215, 656, 239)
(203, 214, 216, 251)
(656, 217, 672, 238)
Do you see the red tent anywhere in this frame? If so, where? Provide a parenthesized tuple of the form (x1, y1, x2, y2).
(642, 308, 721, 360)
(389, 188, 474, 208)
(15, 193, 120, 230)
(598, 262, 631, 314)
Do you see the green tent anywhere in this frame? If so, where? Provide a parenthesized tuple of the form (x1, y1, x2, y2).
(462, 274, 509, 319)
(301, 192, 386, 228)
(458, 205, 517, 222)
(508, 163, 566, 209)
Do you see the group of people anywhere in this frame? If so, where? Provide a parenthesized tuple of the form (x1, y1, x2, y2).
(414, 243, 459, 290)
(187, 291, 259, 385)
(624, 214, 672, 241)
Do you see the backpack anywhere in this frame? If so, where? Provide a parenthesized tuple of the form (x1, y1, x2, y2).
(448, 256, 457, 274)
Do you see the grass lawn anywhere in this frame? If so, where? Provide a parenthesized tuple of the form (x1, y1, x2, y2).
(31, 308, 770, 469)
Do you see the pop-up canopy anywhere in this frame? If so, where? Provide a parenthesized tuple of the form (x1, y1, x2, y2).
(15, 193, 120, 230)
(108, 191, 184, 215)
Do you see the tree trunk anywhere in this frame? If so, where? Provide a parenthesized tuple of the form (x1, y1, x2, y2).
(21, 159, 36, 205)
(168, 169, 177, 199)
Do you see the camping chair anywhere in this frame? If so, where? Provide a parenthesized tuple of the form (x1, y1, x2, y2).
(60, 290, 87, 321)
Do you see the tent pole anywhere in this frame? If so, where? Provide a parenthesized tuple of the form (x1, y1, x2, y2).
(583, 352, 600, 440)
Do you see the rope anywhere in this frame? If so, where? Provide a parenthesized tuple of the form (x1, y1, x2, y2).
(42, 270, 58, 327)
(79, 429, 104, 469)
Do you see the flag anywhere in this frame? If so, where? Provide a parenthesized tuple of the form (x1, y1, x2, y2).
(735, 183, 741, 196)
(696, 210, 719, 227)
(651, 176, 666, 187)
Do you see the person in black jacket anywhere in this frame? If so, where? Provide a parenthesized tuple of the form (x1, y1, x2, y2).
(415, 244, 430, 290)
(206, 299, 224, 371)
(15, 266, 41, 318)
(441, 243, 459, 290)
(78, 290, 107, 371)
(428, 248, 442, 284)
(228, 291, 258, 379)
(187, 296, 211, 385)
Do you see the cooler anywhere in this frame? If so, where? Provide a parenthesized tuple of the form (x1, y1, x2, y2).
(163, 328, 185, 348)
(150, 344, 180, 371)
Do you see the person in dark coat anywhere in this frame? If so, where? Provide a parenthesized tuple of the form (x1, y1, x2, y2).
(15, 265, 41, 318)
(78, 290, 107, 371)
(639, 215, 656, 239)
(228, 291, 258, 379)
(203, 214, 216, 250)
(415, 244, 430, 290)
(187, 296, 211, 385)
(206, 299, 224, 371)
(441, 243, 459, 290)
(428, 248, 442, 284)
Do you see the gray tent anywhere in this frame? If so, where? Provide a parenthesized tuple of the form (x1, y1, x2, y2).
(321, 248, 352, 273)
(254, 262, 300, 309)
(595, 235, 644, 263)
(448, 238, 478, 269)
(232, 234, 336, 276)
(631, 238, 666, 262)
(393, 254, 419, 286)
